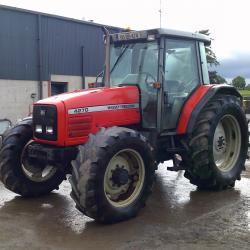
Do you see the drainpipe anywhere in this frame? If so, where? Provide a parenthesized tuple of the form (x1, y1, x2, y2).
(37, 14, 43, 100)
(82, 46, 85, 89)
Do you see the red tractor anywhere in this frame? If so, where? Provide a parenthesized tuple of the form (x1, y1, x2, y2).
(0, 28, 248, 223)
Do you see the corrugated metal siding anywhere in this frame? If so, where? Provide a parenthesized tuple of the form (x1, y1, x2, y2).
(0, 7, 120, 81)
(41, 17, 105, 79)
(0, 9, 38, 80)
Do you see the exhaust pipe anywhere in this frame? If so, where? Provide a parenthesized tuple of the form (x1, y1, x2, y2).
(102, 26, 111, 87)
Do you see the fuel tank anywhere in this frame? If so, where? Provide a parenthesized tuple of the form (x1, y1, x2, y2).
(34, 86, 141, 146)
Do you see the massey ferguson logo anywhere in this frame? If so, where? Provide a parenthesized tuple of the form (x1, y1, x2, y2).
(40, 110, 46, 116)
(68, 103, 139, 115)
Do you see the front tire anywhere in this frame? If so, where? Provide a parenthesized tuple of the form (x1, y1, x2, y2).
(184, 94, 248, 190)
(69, 127, 155, 224)
(0, 119, 66, 197)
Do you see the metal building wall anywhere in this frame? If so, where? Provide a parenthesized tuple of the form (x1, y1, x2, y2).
(40, 16, 106, 80)
(0, 8, 39, 80)
(0, 5, 120, 81)
(0, 5, 120, 123)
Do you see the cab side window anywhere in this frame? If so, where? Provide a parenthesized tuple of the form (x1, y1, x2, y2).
(162, 39, 200, 130)
(165, 39, 199, 94)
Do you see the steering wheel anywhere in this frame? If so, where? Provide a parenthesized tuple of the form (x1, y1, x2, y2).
(138, 72, 157, 91)
(135, 72, 157, 111)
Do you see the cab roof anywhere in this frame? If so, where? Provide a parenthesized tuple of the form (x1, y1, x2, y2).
(110, 28, 211, 45)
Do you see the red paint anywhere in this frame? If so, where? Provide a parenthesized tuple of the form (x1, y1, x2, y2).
(33, 86, 140, 146)
(68, 116, 93, 138)
(176, 85, 212, 134)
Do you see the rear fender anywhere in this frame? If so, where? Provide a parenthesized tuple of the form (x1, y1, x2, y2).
(176, 84, 242, 134)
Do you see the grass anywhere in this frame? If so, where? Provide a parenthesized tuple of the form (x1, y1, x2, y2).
(239, 90, 250, 97)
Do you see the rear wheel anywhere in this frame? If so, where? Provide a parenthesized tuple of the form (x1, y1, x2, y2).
(69, 127, 155, 223)
(184, 94, 248, 190)
(0, 119, 65, 197)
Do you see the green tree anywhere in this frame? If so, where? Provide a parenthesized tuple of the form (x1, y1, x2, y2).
(198, 30, 226, 84)
(209, 71, 227, 84)
(232, 76, 246, 90)
(199, 29, 219, 66)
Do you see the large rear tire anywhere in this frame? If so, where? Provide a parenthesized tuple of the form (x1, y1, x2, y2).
(184, 94, 248, 190)
(69, 127, 156, 224)
(0, 119, 65, 197)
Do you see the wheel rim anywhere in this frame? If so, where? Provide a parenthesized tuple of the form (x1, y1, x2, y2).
(213, 115, 241, 172)
(104, 149, 145, 208)
(21, 141, 58, 183)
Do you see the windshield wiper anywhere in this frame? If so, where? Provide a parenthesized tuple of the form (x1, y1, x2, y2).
(110, 44, 131, 73)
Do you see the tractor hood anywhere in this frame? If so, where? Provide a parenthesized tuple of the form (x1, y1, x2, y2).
(35, 86, 140, 111)
(34, 86, 141, 146)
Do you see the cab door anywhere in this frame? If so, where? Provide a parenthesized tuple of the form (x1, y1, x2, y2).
(161, 38, 201, 130)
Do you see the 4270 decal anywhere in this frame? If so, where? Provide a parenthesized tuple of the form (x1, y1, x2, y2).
(68, 103, 139, 115)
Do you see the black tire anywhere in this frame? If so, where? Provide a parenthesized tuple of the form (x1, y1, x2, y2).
(184, 94, 248, 190)
(0, 119, 65, 197)
(69, 127, 156, 224)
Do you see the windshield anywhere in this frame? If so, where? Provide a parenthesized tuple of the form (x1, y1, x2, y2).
(109, 41, 159, 128)
(109, 41, 159, 88)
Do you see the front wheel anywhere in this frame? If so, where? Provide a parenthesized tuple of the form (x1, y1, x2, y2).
(69, 127, 156, 224)
(184, 94, 248, 190)
(0, 119, 66, 197)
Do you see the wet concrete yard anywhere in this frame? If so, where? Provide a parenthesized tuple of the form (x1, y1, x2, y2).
(1, 162, 250, 250)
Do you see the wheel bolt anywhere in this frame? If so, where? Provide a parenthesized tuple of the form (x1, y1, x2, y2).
(134, 175, 139, 181)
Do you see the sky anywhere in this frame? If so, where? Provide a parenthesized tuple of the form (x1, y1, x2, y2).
(0, 0, 249, 82)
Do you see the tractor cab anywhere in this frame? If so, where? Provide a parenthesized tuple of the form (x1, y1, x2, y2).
(104, 29, 211, 132)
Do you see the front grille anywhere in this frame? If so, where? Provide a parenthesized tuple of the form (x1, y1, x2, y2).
(68, 116, 92, 138)
(33, 105, 57, 141)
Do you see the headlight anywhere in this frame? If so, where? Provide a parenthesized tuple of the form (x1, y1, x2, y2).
(33, 105, 57, 141)
(35, 125, 43, 133)
(46, 126, 53, 134)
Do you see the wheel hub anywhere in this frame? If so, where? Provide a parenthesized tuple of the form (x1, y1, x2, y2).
(104, 149, 145, 208)
(216, 135, 226, 152)
(214, 122, 227, 154)
(21, 141, 57, 183)
(213, 115, 241, 172)
(111, 166, 129, 187)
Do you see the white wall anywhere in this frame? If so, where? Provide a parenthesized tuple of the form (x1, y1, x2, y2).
(42, 81, 49, 98)
(0, 74, 98, 124)
(0, 79, 39, 124)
